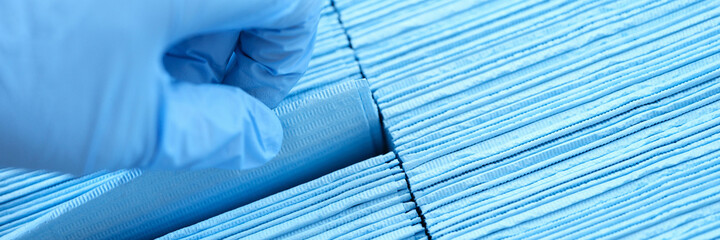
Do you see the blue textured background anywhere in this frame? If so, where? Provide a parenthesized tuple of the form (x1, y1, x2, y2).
(3, 0, 720, 239)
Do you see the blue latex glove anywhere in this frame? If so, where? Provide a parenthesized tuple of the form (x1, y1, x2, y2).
(0, 1, 322, 175)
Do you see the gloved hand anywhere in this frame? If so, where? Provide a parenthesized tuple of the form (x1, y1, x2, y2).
(0, 0, 323, 175)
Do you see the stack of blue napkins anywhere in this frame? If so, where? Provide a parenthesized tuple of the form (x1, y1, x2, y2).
(158, 153, 425, 240)
(0, 169, 139, 237)
(334, 0, 720, 238)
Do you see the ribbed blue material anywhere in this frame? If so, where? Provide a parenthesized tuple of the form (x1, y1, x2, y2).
(334, 0, 720, 238)
(157, 153, 425, 240)
(0, 170, 139, 238)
